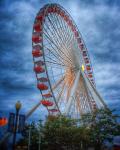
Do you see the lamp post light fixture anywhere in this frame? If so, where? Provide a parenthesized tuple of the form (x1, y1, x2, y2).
(12, 101, 22, 150)
(15, 101, 22, 112)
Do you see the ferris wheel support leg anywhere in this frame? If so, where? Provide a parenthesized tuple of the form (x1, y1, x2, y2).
(81, 71, 107, 108)
(65, 70, 81, 115)
(25, 101, 41, 119)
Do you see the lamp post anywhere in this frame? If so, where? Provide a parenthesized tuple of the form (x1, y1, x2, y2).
(28, 125, 32, 150)
(12, 101, 22, 150)
(38, 120, 42, 150)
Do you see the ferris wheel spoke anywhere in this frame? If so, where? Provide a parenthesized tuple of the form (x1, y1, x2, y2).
(57, 82, 66, 102)
(51, 76, 65, 91)
(47, 70, 64, 81)
(52, 12, 74, 47)
(45, 55, 72, 69)
(52, 81, 66, 111)
(45, 52, 68, 67)
(52, 14, 69, 43)
(45, 61, 67, 68)
(65, 75, 75, 102)
(43, 76, 65, 100)
(76, 93, 83, 115)
(47, 14, 70, 48)
(47, 65, 64, 70)
(43, 28, 74, 66)
(44, 45, 74, 68)
(78, 79, 89, 111)
(84, 87, 93, 112)
(48, 75, 64, 81)
(56, 14, 77, 52)
(44, 22, 64, 50)
(46, 15, 74, 62)
(43, 27, 65, 54)
(43, 20, 73, 67)
(77, 92, 84, 113)
(52, 17, 75, 61)
(51, 14, 75, 60)
(44, 20, 67, 56)
(51, 13, 74, 52)
(80, 94, 87, 113)
(81, 73, 99, 111)
(58, 15, 76, 51)
(83, 93, 91, 112)
(44, 42, 73, 68)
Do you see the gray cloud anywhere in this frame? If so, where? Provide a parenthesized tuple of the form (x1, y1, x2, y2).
(0, 0, 120, 120)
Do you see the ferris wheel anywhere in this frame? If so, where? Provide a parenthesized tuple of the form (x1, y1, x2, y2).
(32, 3, 107, 117)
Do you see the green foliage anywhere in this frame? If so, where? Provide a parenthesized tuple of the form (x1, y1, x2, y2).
(81, 109, 120, 149)
(17, 109, 120, 150)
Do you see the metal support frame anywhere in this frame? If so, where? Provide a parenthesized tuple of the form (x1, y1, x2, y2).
(81, 71, 107, 108)
(65, 70, 80, 115)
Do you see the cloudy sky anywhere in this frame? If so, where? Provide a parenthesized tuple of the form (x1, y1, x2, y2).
(0, 0, 120, 122)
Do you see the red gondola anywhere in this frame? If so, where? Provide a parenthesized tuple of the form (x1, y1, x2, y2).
(34, 66, 45, 73)
(71, 26, 76, 32)
(32, 49, 43, 57)
(85, 60, 89, 64)
(83, 51, 87, 57)
(43, 93, 52, 98)
(37, 83, 48, 90)
(49, 109, 58, 112)
(84, 57, 89, 61)
(36, 15, 43, 21)
(59, 11, 65, 17)
(84, 57, 89, 63)
(88, 74, 93, 78)
(35, 60, 45, 66)
(68, 20, 72, 26)
(38, 77, 48, 82)
(79, 43, 84, 50)
(64, 15, 69, 22)
(32, 33, 42, 43)
(32, 45, 43, 57)
(74, 31, 79, 37)
(54, 7, 58, 12)
(86, 65, 91, 71)
(47, 7, 54, 13)
(56, 8, 61, 15)
(41, 100, 53, 107)
(77, 38, 81, 43)
(0, 117, 8, 127)
(33, 23, 42, 32)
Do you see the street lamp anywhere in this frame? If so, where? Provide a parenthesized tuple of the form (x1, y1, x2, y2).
(15, 101, 22, 111)
(12, 101, 22, 150)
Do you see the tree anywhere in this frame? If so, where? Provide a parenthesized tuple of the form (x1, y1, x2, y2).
(43, 115, 91, 150)
(81, 109, 120, 150)
(17, 109, 120, 150)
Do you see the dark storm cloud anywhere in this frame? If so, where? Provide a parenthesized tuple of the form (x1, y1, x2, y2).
(0, 0, 120, 120)
(0, 0, 38, 115)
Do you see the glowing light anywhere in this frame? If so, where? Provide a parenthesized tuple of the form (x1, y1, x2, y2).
(81, 64, 85, 71)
